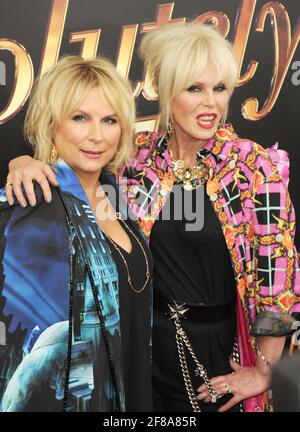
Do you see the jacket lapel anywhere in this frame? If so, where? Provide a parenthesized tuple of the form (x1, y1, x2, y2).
(55, 161, 125, 411)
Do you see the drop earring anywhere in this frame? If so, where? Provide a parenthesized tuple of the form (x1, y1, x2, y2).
(166, 120, 173, 140)
(48, 145, 58, 169)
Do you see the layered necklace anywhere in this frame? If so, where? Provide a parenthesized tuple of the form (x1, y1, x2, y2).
(105, 215, 151, 294)
(167, 139, 210, 191)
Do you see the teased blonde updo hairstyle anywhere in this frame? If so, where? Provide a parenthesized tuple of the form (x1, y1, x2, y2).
(139, 23, 238, 130)
(24, 56, 135, 173)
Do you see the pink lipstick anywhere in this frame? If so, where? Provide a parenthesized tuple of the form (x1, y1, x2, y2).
(80, 150, 104, 159)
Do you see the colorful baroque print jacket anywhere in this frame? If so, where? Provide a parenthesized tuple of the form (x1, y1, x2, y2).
(120, 124, 300, 412)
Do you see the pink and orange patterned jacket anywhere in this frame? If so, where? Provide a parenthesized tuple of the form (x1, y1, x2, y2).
(119, 124, 300, 411)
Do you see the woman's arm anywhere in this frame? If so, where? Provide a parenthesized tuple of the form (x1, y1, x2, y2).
(196, 335, 285, 412)
(198, 142, 300, 412)
(6, 156, 58, 206)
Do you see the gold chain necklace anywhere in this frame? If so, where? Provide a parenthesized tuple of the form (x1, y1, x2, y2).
(167, 141, 209, 191)
(105, 215, 151, 293)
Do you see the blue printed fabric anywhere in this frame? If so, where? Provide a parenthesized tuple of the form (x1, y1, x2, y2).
(0, 161, 125, 412)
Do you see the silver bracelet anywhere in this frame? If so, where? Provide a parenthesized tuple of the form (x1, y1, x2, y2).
(255, 346, 272, 369)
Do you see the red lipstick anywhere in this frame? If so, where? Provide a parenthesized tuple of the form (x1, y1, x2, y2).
(196, 113, 217, 129)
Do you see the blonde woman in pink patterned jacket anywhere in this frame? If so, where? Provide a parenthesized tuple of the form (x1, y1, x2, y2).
(6, 23, 300, 412)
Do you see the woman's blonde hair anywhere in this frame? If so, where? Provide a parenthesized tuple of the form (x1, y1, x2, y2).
(139, 22, 238, 129)
(24, 56, 135, 173)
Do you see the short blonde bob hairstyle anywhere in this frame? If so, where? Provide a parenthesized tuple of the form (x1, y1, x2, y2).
(139, 22, 238, 130)
(24, 56, 135, 173)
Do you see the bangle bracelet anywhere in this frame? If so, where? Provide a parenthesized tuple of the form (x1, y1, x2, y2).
(255, 346, 272, 369)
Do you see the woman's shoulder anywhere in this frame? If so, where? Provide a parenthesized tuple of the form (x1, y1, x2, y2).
(233, 138, 268, 166)
(133, 130, 165, 152)
(233, 137, 289, 185)
(215, 125, 290, 186)
(133, 130, 164, 146)
(129, 130, 166, 166)
(0, 183, 61, 214)
(217, 125, 268, 159)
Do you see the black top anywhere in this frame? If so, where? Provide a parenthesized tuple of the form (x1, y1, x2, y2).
(104, 218, 153, 412)
(150, 184, 238, 411)
(150, 184, 236, 305)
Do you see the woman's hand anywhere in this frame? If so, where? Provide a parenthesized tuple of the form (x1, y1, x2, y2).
(197, 358, 271, 412)
(5, 156, 58, 207)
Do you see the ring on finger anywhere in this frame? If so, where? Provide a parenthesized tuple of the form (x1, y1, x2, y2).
(225, 384, 232, 394)
(5, 180, 13, 187)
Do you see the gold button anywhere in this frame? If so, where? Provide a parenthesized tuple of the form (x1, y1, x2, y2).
(183, 183, 193, 191)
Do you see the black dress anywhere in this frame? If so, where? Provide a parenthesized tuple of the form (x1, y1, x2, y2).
(104, 218, 153, 412)
(150, 184, 238, 412)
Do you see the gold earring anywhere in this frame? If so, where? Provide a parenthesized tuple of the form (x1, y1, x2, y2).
(167, 120, 173, 140)
(48, 145, 58, 169)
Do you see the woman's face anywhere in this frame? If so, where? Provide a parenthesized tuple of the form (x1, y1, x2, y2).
(54, 87, 121, 181)
(171, 61, 230, 145)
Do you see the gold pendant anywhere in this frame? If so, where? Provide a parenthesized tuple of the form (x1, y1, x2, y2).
(168, 142, 209, 190)
(183, 181, 193, 191)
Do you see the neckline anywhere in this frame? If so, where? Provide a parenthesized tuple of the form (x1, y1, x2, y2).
(102, 221, 133, 255)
